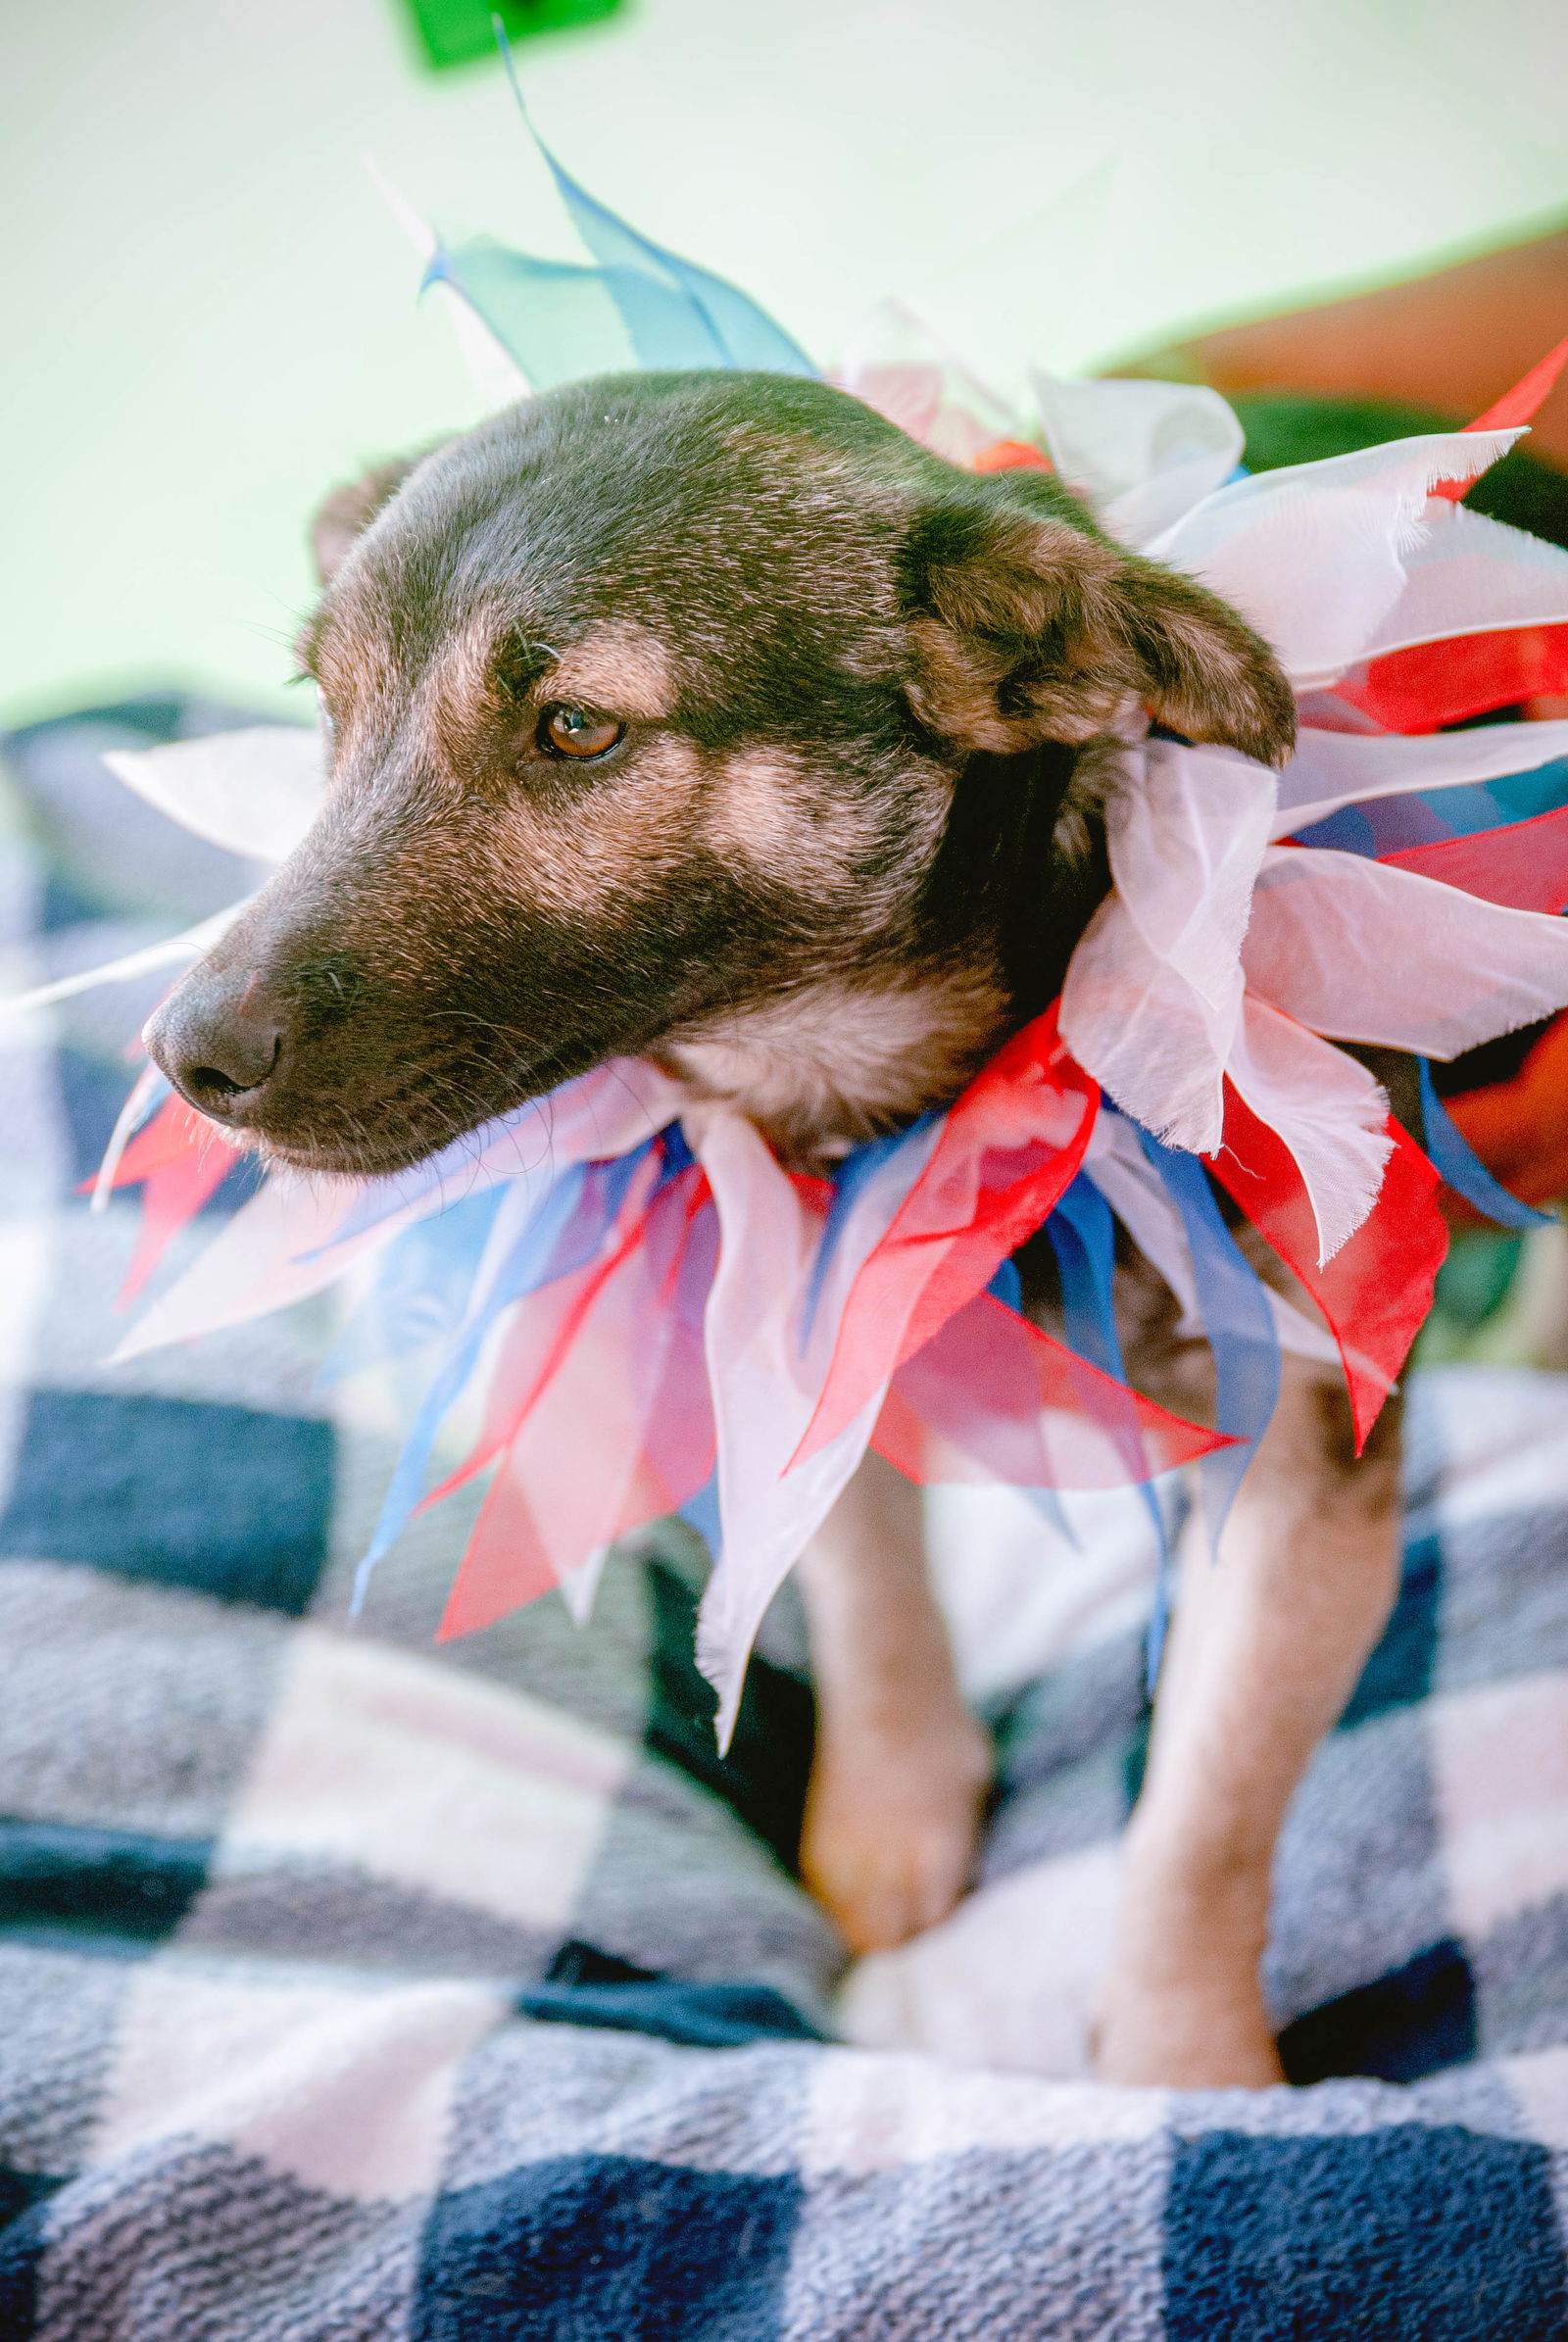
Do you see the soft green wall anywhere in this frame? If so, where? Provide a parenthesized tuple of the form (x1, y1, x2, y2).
(4, 0, 1566, 726)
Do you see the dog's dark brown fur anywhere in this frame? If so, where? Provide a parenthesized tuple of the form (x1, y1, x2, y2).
(148, 371, 1391, 2090)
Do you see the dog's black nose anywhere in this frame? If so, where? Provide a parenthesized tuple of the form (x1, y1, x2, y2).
(144, 967, 286, 1120)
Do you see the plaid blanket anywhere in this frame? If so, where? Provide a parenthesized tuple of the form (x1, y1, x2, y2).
(5, 703, 1568, 2339)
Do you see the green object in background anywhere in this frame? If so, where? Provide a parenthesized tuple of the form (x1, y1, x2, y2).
(1433, 1233, 1525, 1335)
(400, 0, 623, 72)
(1416, 1229, 1528, 1367)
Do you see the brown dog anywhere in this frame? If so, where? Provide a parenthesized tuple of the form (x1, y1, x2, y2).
(145, 368, 1398, 2088)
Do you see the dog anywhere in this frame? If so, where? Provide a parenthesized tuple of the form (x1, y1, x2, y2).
(146, 366, 1409, 2089)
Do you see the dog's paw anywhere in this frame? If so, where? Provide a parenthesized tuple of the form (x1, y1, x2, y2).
(800, 1705, 991, 1955)
(1093, 1975, 1286, 2090)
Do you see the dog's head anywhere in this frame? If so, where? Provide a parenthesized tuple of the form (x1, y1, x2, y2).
(146, 370, 1294, 1173)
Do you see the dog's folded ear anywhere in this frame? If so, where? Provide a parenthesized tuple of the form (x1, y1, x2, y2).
(309, 454, 426, 586)
(905, 499, 1297, 768)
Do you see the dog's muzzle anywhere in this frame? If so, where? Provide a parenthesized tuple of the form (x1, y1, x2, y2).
(145, 963, 291, 1127)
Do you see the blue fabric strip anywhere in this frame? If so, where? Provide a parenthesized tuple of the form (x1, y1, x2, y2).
(1137, 1132, 1282, 1680)
(424, 242, 646, 389)
(800, 1114, 940, 1351)
(530, 123, 816, 377)
(350, 1162, 591, 1610)
(678, 1472, 722, 1559)
(438, 29, 817, 386)
(349, 1139, 663, 1609)
(980, 1259, 1078, 1548)
(1417, 1057, 1550, 1232)
(1291, 756, 1568, 857)
(320, 1187, 507, 1388)
(1048, 1174, 1169, 1613)
(987, 1256, 1023, 1313)
(1047, 1177, 1122, 1381)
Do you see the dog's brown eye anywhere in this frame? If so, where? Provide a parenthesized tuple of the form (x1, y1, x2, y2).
(539, 705, 625, 760)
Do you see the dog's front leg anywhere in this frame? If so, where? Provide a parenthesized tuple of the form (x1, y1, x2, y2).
(1096, 1357, 1403, 2087)
(794, 1449, 991, 1953)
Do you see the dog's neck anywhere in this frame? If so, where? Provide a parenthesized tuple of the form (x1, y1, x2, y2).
(662, 741, 1105, 1165)
(661, 962, 1013, 1165)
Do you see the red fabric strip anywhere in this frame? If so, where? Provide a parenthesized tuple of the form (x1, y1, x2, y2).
(1378, 801, 1568, 913)
(1344, 335, 1568, 721)
(792, 1002, 1099, 1468)
(91, 1094, 245, 1303)
(435, 1466, 561, 1640)
(421, 1156, 703, 1517)
(1205, 1087, 1446, 1450)
(1431, 331, 1568, 501)
(1339, 623, 1568, 733)
(872, 1290, 1232, 1489)
(436, 1172, 717, 1639)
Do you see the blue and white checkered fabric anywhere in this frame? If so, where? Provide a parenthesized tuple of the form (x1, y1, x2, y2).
(5, 704, 1568, 2338)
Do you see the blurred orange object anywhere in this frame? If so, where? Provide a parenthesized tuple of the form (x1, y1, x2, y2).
(1446, 1014, 1568, 1215)
(1113, 222, 1568, 471)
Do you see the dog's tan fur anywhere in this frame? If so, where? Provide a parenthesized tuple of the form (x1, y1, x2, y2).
(145, 370, 1396, 2086)
(791, 1226, 1401, 2087)
(664, 968, 1009, 1161)
(487, 731, 715, 915)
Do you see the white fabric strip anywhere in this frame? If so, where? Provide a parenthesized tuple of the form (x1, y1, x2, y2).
(108, 1172, 397, 1364)
(1083, 1108, 1204, 1337)
(1244, 848, 1568, 1060)
(1348, 501, 1568, 670)
(1226, 995, 1393, 1265)
(1146, 428, 1521, 687)
(1060, 743, 1276, 1154)
(1083, 1106, 1342, 1366)
(0, 904, 243, 1018)
(110, 1058, 684, 1362)
(688, 1106, 906, 1743)
(835, 300, 1019, 467)
(89, 1061, 170, 1213)
(102, 726, 326, 865)
(1028, 370, 1244, 549)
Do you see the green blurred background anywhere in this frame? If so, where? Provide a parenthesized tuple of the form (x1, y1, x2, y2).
(3, 0, 1567, 729)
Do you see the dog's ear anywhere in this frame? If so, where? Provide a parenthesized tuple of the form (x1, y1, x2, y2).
(308, 455, 423, 586)
(905, 502, 1296, 768)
